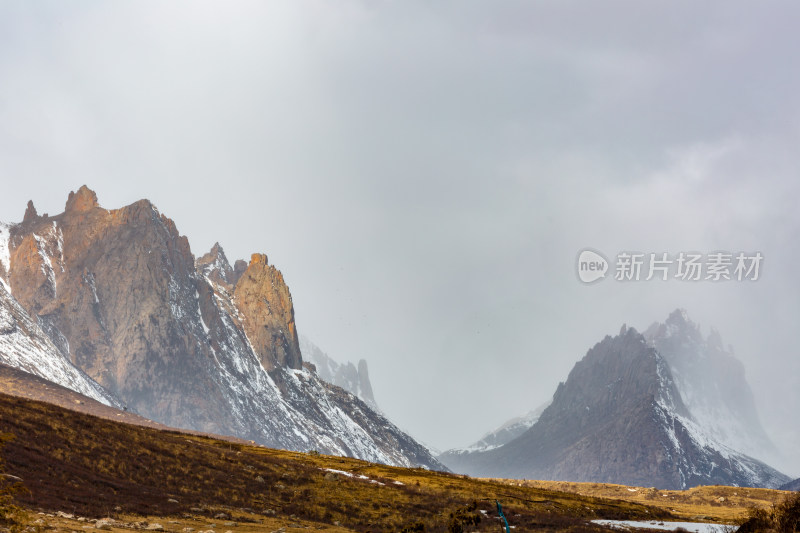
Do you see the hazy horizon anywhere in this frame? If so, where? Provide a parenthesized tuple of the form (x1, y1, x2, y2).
(1, 1, 799, 476)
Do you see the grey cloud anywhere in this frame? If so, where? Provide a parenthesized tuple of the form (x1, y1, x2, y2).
(0, 1, 798, 473)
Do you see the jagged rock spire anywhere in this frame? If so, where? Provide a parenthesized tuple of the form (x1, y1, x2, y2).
(23, 200, 38, 222)
(65, 185, 99, 213)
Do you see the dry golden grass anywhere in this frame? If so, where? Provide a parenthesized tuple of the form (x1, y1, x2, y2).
(494, 478, 794, 522)
(1, 390, 792, 531)
(0, 392, 681, 532)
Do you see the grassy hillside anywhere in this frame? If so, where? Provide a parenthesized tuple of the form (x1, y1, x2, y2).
(0, 392, 674, 532)
(0, 391, 792, 532)
(499, 479, 794, 522)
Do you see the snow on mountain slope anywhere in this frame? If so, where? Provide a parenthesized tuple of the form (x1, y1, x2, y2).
(440, 325, 788, 489)
(442, 401, 550, 460)
(651, 350, 788, 489)
(1, 188, 442, 471)
(644, 309, 778, 463)
(196, 254, 438, 466)
(0, 222, 11, 292)
(0, 281, 119, 407)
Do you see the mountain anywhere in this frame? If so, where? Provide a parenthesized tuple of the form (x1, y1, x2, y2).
(643, 309, 778, 462)
(782, 478, 800, 491)
(0, 186, 442, 470)
(300, 336, 379, 411)
(440, 322, 788, 489)
(439, 401, 550, 466)
(0, 282, 119, 407)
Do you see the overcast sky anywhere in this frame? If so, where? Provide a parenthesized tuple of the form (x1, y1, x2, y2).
(1, 1, 799, 475)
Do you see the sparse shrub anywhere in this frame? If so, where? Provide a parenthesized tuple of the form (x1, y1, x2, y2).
(447, 501, 481, 533)
(738, 508, 773, 533)
(0, 433, 27, 529)
(776, 493, 800, 532)
(739, 492, 800, 533)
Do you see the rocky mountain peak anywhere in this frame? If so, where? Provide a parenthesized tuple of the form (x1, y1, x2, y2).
(644, 309, 777, 463)
(1, 187, 443, 470)
(250, 253, 268, 266)
(65, 185, 100, 213)
(23, 200, 38, 223)
(231, 259, 248, 286)
(196, 242, 233, 285)
(299, 336, 379, 411)
(234, 255, 302, 371)
(658, 308, 703, 342)
(440, 316, 788, 489)
(555, 327, 679, 419)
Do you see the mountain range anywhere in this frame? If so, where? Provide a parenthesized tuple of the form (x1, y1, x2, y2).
(300, 336, 379, 412)
(782, 477, 800, 491)
(440, 312, 789, 490)
(0, 186, 791, 490)
(0, 186, 442, 469)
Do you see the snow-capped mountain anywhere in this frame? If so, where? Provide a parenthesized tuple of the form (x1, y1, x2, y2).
(644, 309, 778, 462)
(300, 336, 379, 412)
(440, 401, 550, 464)
(782, 477, 800, 491)
(0, 186, 442, 470)
(438, 402, 549, 470)
(439, 321, 788, 489)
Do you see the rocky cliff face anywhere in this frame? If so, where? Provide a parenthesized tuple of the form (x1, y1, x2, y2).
(299, 336, 379, 412)
(0, 186, 442, 470)
(440, 322, 788, 489)
(0, 282, 118, 407)
(234, 253, 302, 372)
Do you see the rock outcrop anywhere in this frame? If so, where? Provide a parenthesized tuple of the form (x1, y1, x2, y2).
(0, 186, 442, 470)
(235, 253, 302, 371)
(300, 336, 379, 411)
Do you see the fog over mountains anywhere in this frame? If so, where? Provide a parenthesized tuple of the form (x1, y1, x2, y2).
(0, 187, 793, 490)
(440, 311, 788, 489)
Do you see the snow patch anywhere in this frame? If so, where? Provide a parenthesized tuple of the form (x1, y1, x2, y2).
(0, 287, 118, 407)
(591, 520, 729, 532)
(0, 222, 11, 285)
(33, 233, 57, 297)
(321, 468, 385, 486)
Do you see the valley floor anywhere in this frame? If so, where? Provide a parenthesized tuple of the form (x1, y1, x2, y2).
(493, 479, 792, 523)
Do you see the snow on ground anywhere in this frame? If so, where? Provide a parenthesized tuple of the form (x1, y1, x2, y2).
(321, 468, 385, 485)
(592, 520, 732, 532)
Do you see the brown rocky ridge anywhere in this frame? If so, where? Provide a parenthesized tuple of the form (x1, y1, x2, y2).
(0, 185, 442, 469)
